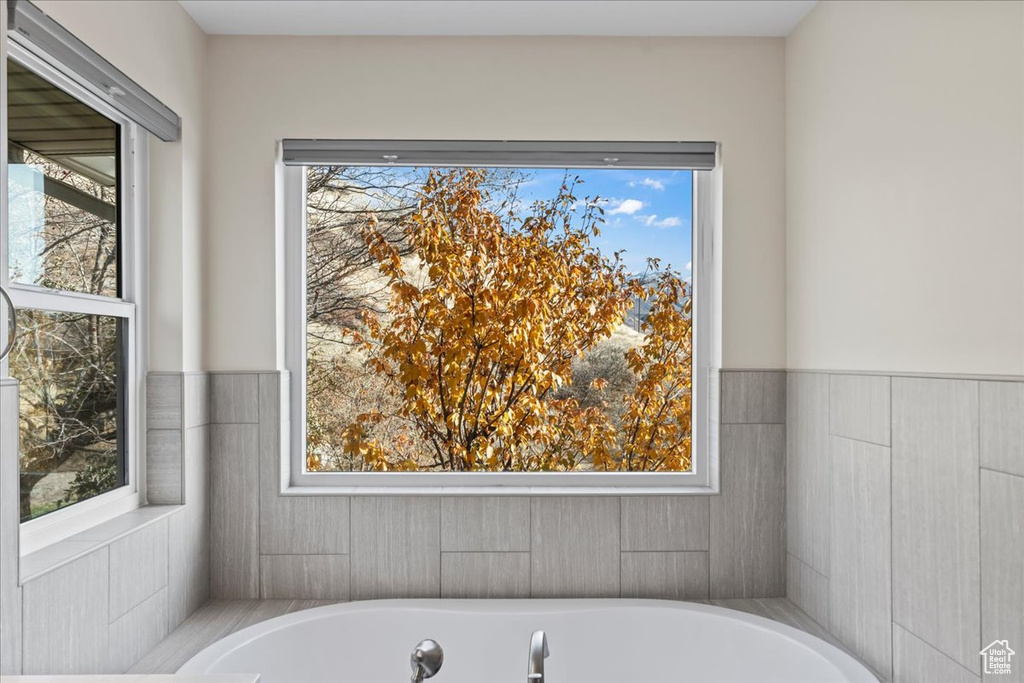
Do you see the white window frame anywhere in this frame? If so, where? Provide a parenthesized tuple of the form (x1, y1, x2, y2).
(3, 40, 148, 554)
(282, 151, 719, 496)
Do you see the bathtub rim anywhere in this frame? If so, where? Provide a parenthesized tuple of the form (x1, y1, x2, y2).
(176, 598, 878, 682)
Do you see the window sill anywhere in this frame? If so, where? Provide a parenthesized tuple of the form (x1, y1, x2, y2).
(280, 484, 721, 497)
(20, 504, 181, 584)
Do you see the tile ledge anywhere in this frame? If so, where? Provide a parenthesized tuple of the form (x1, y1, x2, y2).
(718, 368, 786, 373)
(20, 505, 183, 584)
(148, 370, 212, 376)
(788, 368, 1024, 382)
(0, 676, 259, 682)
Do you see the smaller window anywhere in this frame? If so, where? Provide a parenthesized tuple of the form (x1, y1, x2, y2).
(4, 50, 138, 524)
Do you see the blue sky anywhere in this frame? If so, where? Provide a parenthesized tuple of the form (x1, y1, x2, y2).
(338, 165, 693, 280)
(512, 168, 693, 278)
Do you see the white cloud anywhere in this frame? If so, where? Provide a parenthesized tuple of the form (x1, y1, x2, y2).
(608, 198, 644, 215)
(629, 177, 665, 191)
(639, 214, 682, 228)
(686, 261, 692, 271)
(571, 198, 609, 212)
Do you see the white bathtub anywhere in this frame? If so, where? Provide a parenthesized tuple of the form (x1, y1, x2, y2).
(178, 599, 877, 682)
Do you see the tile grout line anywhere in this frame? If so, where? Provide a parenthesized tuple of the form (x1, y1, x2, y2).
(180, 375, 186, 505)
(256, 374, 264, 598)
(889, 373, 895, 678)
(437, 496, 442, 598)
(827, 430, 891, 449)
(347, 495, 352, 600)
(979, 465, 1024, 480)
(19, 477, 24, 674)
(893, 620, 983, 680)
(788, 550, 829, 582)
(440, 550, 533, 554)
(976, 380, 982, 679)
(107, 544, 112, 660)
(528, 497, 533, 598)
(825, 373, 832, 631)
(257, 374, 264, 600)
(619, 549, 710, 554)
(176, 376, 187, 648)
(165, 466, 173, 640)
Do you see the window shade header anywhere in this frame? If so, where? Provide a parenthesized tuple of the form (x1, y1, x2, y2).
(282, 139, 717, 170)
(7, 0, 181, 141)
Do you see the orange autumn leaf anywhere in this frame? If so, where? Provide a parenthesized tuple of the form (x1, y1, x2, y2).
(335, 169, 693, 473)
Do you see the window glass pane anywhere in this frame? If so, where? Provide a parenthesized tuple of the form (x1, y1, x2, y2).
(9, 310, 126, 521)
(6, 58, 120, 298)
(305, 166, 693, 473)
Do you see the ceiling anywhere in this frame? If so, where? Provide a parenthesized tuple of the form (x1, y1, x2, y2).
(177, 1, 818, 37)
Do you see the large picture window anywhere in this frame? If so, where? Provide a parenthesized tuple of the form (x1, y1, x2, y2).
(4, 49, 139, 524)
(285, 142, 716, 492)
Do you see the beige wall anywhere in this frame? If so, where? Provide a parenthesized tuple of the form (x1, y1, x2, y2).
(32, 0, 209, 372)
(12, 3, 1022, 376)
(203, 36, 787, 370)
(786, 0, 1024, 375)
(28, 1, 1017, 377)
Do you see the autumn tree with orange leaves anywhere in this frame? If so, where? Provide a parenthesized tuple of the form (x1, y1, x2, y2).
(339, 168, 692, 472)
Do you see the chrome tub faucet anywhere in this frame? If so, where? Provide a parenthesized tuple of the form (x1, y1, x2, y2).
(527, 630, 550, 682)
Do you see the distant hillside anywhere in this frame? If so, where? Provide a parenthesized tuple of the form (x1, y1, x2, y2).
(622, 274, 692, 332)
